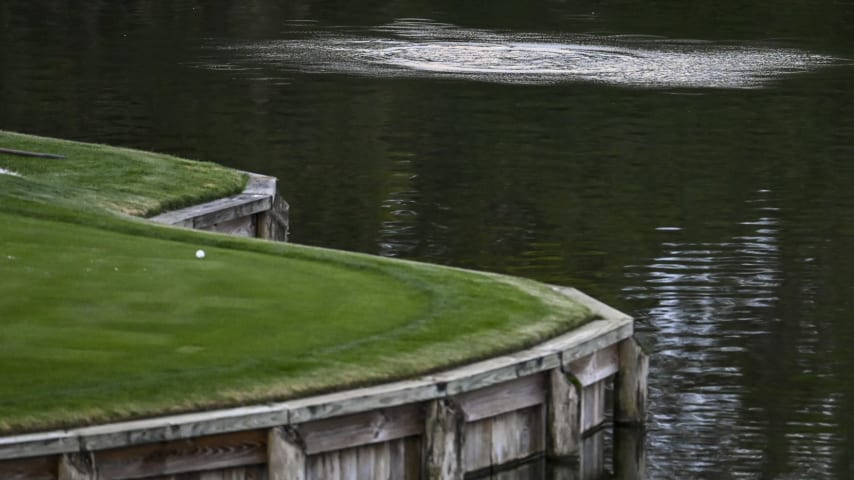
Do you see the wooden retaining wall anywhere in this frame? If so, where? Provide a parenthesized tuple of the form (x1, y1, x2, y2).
(149, 172, 289, 241)
(0, 287, 647, 480)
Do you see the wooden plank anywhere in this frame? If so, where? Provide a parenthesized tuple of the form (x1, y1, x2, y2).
(462, 418, 492, 473)
(201, 215, 256, 237)
(580, 381, 606, 434)
(388, 437, 405, 480)
(339, 448, 358, 480)
(143, 464, 269, 480)
(298, 404, 423, 455)
(268, 427, 305, 480)
(356, 444, 375, 479)
(285, 378, 441, 425)
(455, 373, 545, 422)
(242, 174, 278, 196)
(0, 456, 56, 480)
(568, 345, 619, 387)
(491, 411, 517, 467)
(490, 407, 543, 468)
(424, 399, 463, 480)
(149, 194, 270, 228)
(615, 337, 649, 426)
(96, 430, 265, 479)
(0, 404, 289, 461)
(524, 405, 545, 458)
(58, 452, 95, 480)
(547, 368, 580, 458)
(191, 195, 272, 229)
(373, 441, 391, 480)
(257, 195, 289, 242)
(306, 450, 339, 480)
(403, 436, 422, 480)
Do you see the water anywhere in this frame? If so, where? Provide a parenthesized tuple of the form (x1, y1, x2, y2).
(217, 20, 837, 88)
(3, 0, 854, 477)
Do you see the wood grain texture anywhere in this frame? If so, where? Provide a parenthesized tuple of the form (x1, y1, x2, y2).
(268, 427, 305, 480)
(96, 430, 266, 479)
(568, 345, 619, 387)
(0, 456, 56, 480)
(200, 215, 256, 237)
(462, 406, 544, 475)
(338, 448, 358, 480)
(58, 452, 95, 480)
(150, 194, 270, 228)
(455, 374, 545, 422)
(298, 404, 423, 455)
(462, 418, 492, 473)
(491, 407, 544, 467)
(424, 399, 463, 480)
(615, 337, 649, 426)
(145, 464, 269, 480)
(580, 381, 606, 434)
(306, 450, 340, 480)
(256, 195, 289, 241)
(547, 369, 580, 458)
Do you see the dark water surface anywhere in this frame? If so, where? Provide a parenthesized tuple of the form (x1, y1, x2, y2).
(3, 1, 854, 477)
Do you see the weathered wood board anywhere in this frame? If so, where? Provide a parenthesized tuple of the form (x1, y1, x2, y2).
(298, 404, 423, 455)
(462, 406, 545, 474)
(455, 374, 545, 422)
(0, 455, 57, 480)
(96, 430, 266, 479)
(580, 380, 606, 434)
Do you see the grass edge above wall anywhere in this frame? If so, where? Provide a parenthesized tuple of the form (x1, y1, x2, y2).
(0, 131, 596, 435)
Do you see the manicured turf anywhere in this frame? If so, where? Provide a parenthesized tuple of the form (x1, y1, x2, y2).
(0, 130, 247, 217)
(0, 132, 595, 435)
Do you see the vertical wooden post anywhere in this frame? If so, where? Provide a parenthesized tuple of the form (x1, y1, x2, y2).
(424, 398, 463, 480)
(257, 196, 289, 241)
(547, 368, 580, 458)
(615, 337, 649, 426)
(268, 426, 306, 480)
(58, 452, 95, 480)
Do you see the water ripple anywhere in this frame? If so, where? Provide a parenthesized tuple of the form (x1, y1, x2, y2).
(211, 19, 842, 89)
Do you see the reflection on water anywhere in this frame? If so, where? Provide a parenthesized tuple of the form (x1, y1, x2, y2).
(624, 190, 843, 478)
(210, 20, 839, 88)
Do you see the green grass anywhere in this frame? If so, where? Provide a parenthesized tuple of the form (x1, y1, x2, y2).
(0, 131, 596, 435)
(0, 130, 247, 217)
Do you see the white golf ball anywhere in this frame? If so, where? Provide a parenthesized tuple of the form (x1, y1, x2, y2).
(195, 249, 206, 259)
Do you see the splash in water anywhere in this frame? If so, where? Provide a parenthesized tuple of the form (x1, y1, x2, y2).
(213, 19, 839, 89)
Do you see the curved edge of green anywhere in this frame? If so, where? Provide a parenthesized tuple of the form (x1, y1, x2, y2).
(0, 131, 597, 435)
